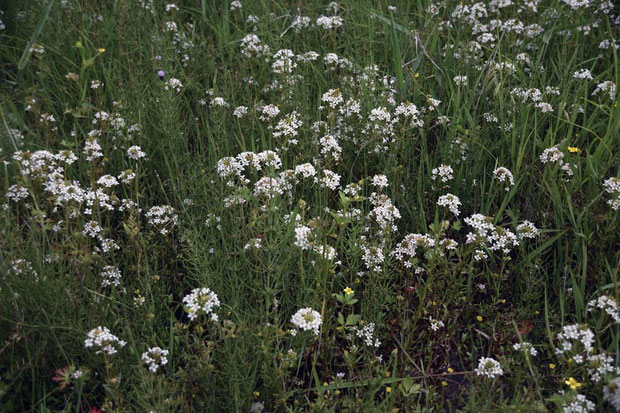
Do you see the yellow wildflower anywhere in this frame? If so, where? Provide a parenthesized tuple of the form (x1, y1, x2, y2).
(565, 377, 582, 390)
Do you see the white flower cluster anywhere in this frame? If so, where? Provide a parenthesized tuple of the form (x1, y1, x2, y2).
(290, 307, 322, 335)
(319, 134, 342, 161)
(562, 393, 596, 413)
(164, 78, 183, 93)
(371, 174, 389, 189)
(604, 377, 620, 411)
(513, 341, 538, 356)
(573, 68, 593, 79)
(516, 221, 540, 240)
(272, 111, 303, 141)
(493, 167, 515, 190)
(392, 233, 435, 268)
(354, 322, 381, 347)
(322, 88, 344, 109)
(394, 102, 423, 128)
(100, 265, 122, 287)
(592, 81, 616, 101)
(453, 75, 467, 86)
(429, 318, 445, 332)
(586, 353, 614, 383)
(8, 259, 38, 280)
(141, 346, 169, 372)
(316, 15, 343, 30)
(540, 145, 564, 164)
(233, 106, 248, 118)
(321, 169, 341, 190)
(587, 295, 620, 323)
(240, 34, 270, 58)
(84, 138, 103, 161)
(127, 145, 146, 160)
(431, 164, 454, 183)
(464, 214, 519, 255)
(603, 177, 620, 210)
(474, 357, 503, 379)
(146, 205, 178, 235)
(437, 193, 461, 216)
(84, 326, 126, 355)
(361, 245, 385, 272)
(272, 49, 297, 74)
(182, 287, 220, 322)
(5, 184, 29, 203)
(555, 324, 595, 360)
(294, 225, 313, 250)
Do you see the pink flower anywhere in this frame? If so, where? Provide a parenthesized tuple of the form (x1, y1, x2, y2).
(51, 366, 71, 390)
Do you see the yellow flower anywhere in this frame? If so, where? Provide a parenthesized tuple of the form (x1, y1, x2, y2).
(98, 48, 106, 53)
(476, 315, 483, 322)
(567, 147, 580, 153)
(343, 286, 354, 295)
(447, 367, 454, 373)
(565, 377, 582, 390)
(253, 391, 260, 397)
(549, 363, 556, 370)
(441, 381, 448, 386)
(414, 72, 420, 78)
(386, 386, 392, 393)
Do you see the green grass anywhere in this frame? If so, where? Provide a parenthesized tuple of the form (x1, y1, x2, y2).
(0, 0, 619, 411)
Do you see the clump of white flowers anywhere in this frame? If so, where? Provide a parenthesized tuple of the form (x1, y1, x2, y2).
(453, 75, 467, 86)
(513, 341, 538, 356)
(493, 166, 515, 190)
(141, 347, 169, 372)
(592, 81, 616, 101)
(604, 377, 620, 411)
(233, 106, 248, 118)
(474, 357, 504, 379)
(429, 318, 445, 332)
(146, 205, 178, 235)
(354, 322, 381, 347)
(586, 353, 614, 382)
(291, 307, 322, 335)
(294, 225, 314, 250)
(464, 214, 519, 255)
(100, 265, 122, 287)
(587, 295, 620, 323)
(561, 393, 596, 413)
(240, 34, 270, 58)
(603, 177, 620, 210)
(127, 145, 146, 160)
(371, 174, 389, 189)
(516, 221, 540, 240)
(573, 68, 593, 80)
(84, 327, 126, 355)
(555, 324, 595, 361)
(437, 193, 461, 216)
(182, 288, 220, 322)
(431, 164, 454, 183)
(316, 15, 343, 30)
(164, 78, 183, 93)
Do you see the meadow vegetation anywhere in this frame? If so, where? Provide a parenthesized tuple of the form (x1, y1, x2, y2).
(0, 0, 619, 411)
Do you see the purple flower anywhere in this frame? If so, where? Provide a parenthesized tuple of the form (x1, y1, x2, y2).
(157, 70, 165, 80)
(155, 55, 162, 61)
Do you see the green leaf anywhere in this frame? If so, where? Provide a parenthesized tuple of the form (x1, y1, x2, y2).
(18, 0, 55, 71)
